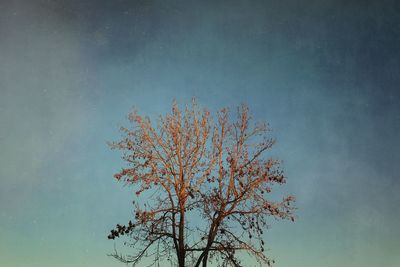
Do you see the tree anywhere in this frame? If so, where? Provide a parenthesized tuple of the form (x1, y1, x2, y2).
(107, 99, 295, 267)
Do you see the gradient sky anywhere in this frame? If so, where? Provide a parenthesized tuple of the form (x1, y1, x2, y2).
(1, 1, 399, 266)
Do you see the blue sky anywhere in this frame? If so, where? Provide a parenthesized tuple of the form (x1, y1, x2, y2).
(1, 1, 399, 266)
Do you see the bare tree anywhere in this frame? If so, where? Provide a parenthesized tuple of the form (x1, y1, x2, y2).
(107, 99, 295, 267)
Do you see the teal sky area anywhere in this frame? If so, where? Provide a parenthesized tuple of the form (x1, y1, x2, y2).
(1, 1, 399, 266)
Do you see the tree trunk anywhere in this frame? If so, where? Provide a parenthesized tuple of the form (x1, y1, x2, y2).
(202, 252, 209, 267)
(178, 205, 186, 267)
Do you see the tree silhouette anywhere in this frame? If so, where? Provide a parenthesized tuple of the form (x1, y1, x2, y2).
(108, 99, 295, 267)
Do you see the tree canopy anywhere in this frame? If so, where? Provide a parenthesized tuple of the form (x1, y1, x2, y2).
(108, 99, 295, 267)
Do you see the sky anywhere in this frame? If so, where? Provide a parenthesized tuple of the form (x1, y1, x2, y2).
(0, 0, 399, 266)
